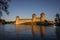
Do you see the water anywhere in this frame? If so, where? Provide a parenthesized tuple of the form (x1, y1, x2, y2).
(0, 24, 60, 40)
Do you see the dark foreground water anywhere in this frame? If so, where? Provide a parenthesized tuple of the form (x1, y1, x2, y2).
(0, 24, 60, 40)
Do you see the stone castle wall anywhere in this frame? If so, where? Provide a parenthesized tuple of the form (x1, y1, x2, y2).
(18, 19, 32, 24)
(15, 13, 45, 24)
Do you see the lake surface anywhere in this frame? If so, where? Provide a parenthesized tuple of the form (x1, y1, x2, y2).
(0, 24, 60, 40)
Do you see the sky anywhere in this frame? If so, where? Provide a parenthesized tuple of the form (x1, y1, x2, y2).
(2, 0, 60, 21)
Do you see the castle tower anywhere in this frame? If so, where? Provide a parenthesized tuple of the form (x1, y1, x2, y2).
(40, 13, 45, 22)
(32, 13, 36, 24)
(16, 16, 20, 24)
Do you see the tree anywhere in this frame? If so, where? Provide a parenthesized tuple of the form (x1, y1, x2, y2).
(55, 13, 60, 25)
(56, 13, 60, 19)
(0, 0, 11, 19)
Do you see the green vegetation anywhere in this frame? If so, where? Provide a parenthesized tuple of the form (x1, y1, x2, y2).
(55, 13, 60, 26)
(21, 20, 54, 26)
(0, 19, 15, 24)
(21, 22, 32, 25)
(0, 0, 11, 18)
(0, 19, 5, 24)
(0, 0, 11, 24)
(5, 21, 15, 24)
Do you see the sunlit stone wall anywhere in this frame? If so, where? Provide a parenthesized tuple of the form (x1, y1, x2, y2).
(15, 13, 45, 24)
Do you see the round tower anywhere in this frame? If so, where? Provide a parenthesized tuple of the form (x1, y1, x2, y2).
(16, 16, 20, 24)
(32, 13, 36, 23)
(16, 16, 20, 20)
(40, 13, 45, 22)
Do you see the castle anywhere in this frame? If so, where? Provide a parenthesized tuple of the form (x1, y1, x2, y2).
(15, 13, 45, 24)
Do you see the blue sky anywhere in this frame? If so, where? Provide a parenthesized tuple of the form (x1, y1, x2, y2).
(2, 0, 60, 21)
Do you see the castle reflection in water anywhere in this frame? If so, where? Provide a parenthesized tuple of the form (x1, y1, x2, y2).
(16, 24, 46, 40)
(16, 25, 45, 33)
